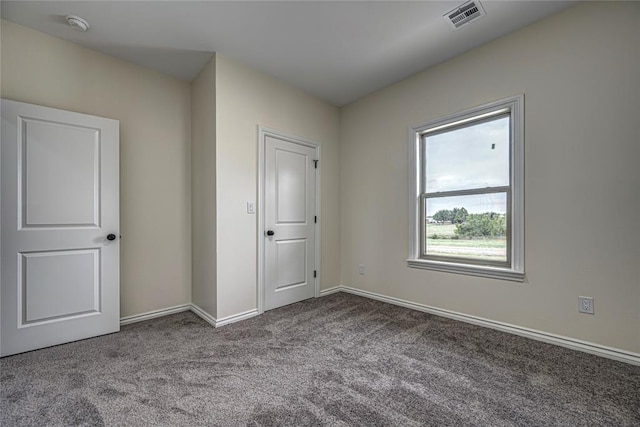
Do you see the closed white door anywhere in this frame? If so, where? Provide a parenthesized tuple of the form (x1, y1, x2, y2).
(1, 99, 120, 357)
(264, 134, 317, 311)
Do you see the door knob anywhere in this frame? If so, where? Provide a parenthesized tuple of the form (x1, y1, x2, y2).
(106, 233, 117, 241)
(266, 230, 275, 236)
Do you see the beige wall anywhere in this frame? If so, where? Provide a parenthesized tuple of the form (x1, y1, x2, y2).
(215, 54, 341, 318)
(340, 2, 640, 353)
(1, 20, 192, 318)
(191, 55, 217, 317)
(3, 2, 636, 355)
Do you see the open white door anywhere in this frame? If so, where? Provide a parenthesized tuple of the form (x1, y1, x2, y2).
(1, 99, 120, 357)
(261, 129, 318, 311)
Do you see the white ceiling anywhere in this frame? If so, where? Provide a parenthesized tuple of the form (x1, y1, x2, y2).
(1, 1, 576, 106)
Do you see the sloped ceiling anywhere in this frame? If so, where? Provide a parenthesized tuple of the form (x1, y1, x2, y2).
(1, 1, 576, 106)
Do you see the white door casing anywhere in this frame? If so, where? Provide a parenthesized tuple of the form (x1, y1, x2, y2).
(1, 99, 120, 357)
(258, 127, 319, 312)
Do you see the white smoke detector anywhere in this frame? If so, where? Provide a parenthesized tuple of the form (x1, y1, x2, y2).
(66, 15, 90, 32)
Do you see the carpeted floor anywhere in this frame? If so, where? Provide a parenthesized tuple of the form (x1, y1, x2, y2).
(1, 293, 639, 426)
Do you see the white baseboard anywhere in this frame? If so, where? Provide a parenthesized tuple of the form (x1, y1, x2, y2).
(319, 286, 343, 296)
(190, 303, 217, 327)
(182, 304, 258, 328)
(215, 309, 259, 327)
(120, 304, 192, 326)
(326, 285, 640, 366)
(119, 288, 638, 366)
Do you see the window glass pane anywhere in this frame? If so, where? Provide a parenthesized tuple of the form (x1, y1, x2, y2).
(424, 193, 507, 263)
(425, 116, 509, 193)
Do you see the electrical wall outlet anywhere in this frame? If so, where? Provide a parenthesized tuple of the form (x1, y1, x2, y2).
(358, 264, 366, 275)
(579, 296, 594, 314)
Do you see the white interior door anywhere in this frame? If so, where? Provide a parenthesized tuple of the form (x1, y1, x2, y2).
(263, 134, 317, 311)
(1, 99, 120, 357)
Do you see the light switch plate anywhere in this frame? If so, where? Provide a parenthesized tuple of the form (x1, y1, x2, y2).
(247, 201, 255, 214)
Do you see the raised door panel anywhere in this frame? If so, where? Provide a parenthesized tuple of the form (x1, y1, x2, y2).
(21, 250, 100, 325)
(22, 119, 100, 228)
(276, 149, 307, 224)
(275, 239, 307, 291)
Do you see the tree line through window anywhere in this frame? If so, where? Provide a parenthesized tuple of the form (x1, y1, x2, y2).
(426, 208, 507, 262)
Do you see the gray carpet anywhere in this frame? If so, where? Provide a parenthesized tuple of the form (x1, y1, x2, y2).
(1, 293, 639, 426)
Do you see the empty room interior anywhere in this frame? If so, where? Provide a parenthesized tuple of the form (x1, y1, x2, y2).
(1, 1, 638, 426)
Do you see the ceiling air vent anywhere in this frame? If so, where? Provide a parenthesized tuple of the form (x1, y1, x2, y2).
(445, 0, 486, 30)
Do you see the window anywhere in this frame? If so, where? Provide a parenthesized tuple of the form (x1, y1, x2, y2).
(408, 95, 524, 281)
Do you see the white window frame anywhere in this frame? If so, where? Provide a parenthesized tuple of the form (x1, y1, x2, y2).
(407, 95, 524, 282)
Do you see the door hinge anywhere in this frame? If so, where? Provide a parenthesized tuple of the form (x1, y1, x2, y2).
(314, 216, 317, 223)
(314, 270, 317, 278)
(313, 159, 318, 169)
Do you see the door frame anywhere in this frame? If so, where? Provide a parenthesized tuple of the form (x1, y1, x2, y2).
(257, 126, 321, 314)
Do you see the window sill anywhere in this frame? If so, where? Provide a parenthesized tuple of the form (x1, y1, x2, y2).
(407, 259, 525, 282)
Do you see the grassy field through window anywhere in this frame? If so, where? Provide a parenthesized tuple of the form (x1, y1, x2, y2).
(425, 223, 506, 262)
